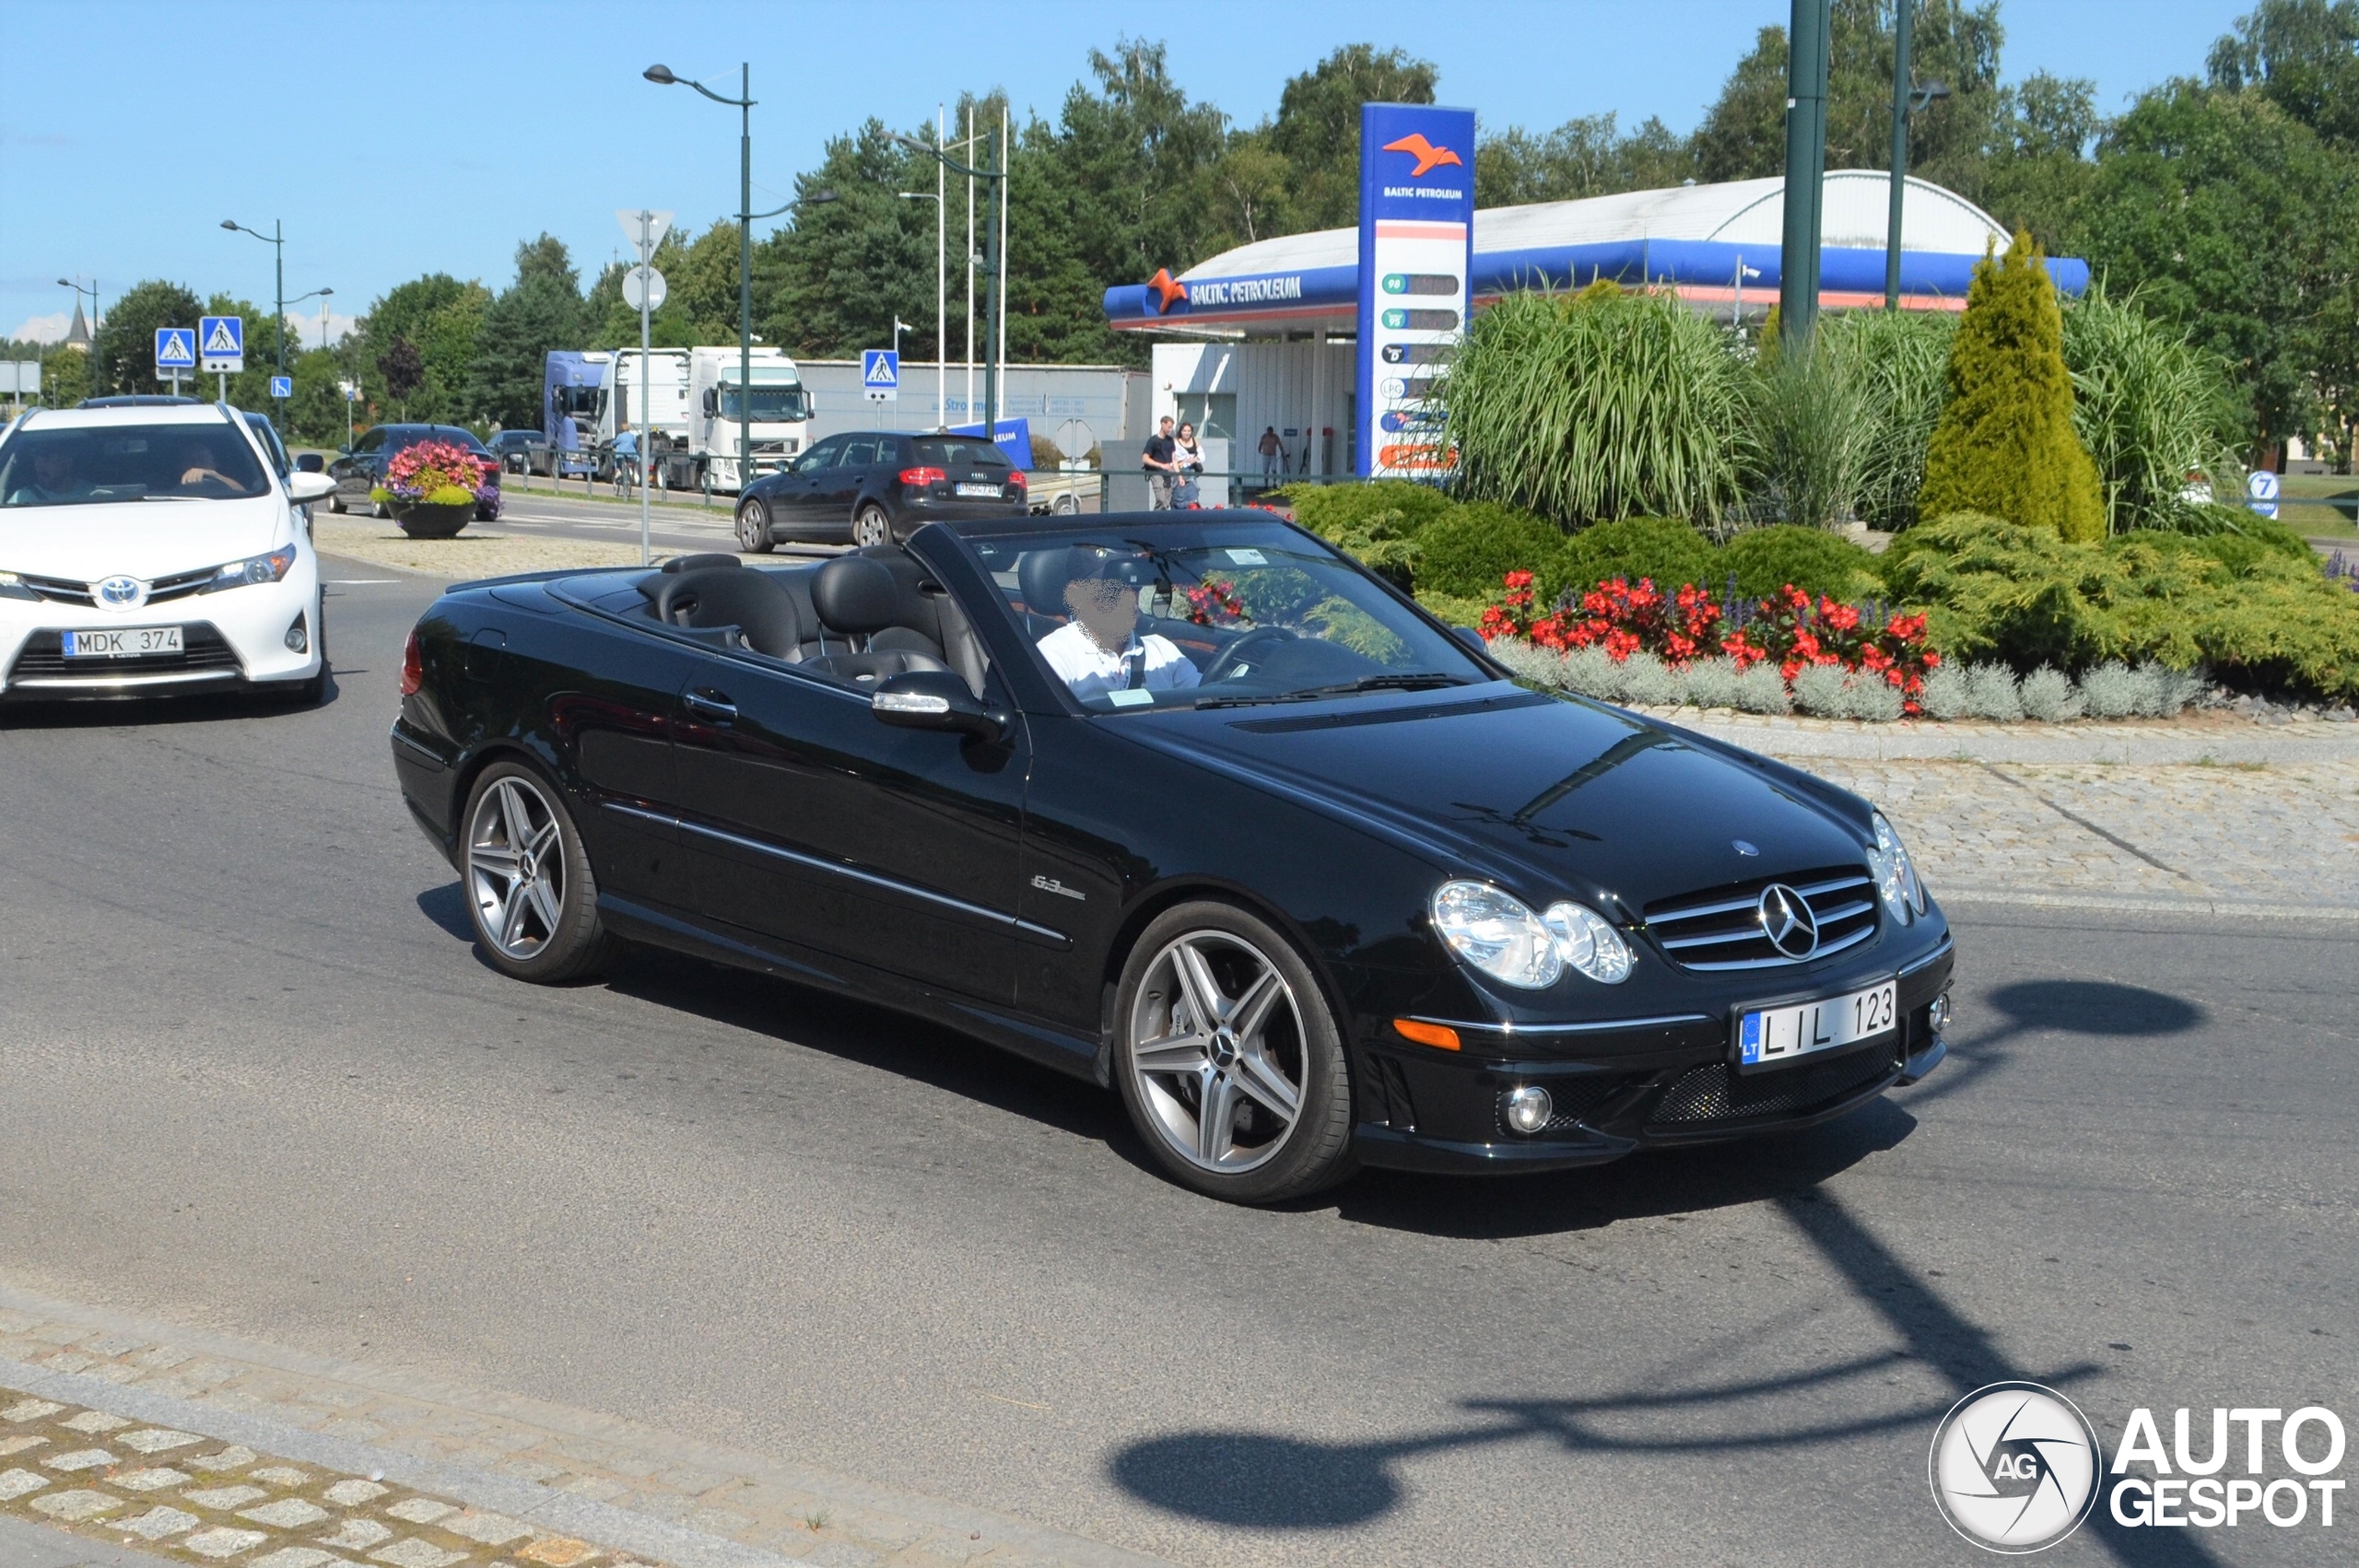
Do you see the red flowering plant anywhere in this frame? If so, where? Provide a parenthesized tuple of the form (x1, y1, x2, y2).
(1185, 577, 1246, 626)
(374, 439, 499, 518)
(1483, 572, 1942, 713)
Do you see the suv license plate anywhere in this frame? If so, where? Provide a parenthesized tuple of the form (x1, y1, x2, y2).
(64, 626, 183, 659)
(956, 482, 1001, 497)
(1738, 979, 1897, 1071)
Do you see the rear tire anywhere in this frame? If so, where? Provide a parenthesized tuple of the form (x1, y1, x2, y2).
(460, 761, 617, 983)
(1112, 901, 1356, 1204)
(736, 497, 775, 554)
(852, 504, 891, 548)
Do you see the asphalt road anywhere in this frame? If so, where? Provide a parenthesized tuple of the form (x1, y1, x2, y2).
(0, 559, 2351, 1568)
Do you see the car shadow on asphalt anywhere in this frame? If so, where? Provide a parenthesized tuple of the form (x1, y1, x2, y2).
(0, 674, 342, 728)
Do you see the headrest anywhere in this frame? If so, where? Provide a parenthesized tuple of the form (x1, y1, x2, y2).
(813, 556, 900, 636)
(655, 568, 803, 657)
(1015, 549, 1073, 618)
(664, 553, 740, 573)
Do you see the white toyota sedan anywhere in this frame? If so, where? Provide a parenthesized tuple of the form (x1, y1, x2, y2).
(0, 402, 337, 703)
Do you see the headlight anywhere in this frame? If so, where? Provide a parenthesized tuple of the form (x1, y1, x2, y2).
(0, 570, 32, 602)
(205, 544, 299, 591)
(1431, 881, 1561, 989)
(1868, 812, 1926, 921)
(1542, 901, 1635, 984)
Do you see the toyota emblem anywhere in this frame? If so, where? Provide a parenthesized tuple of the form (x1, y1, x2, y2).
(1756, 883, 1820, 960)
(96, 575, 146, 610)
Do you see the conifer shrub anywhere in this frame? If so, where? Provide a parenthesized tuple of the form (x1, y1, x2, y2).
(1283, 478, 1454, 541)
(1557, 517, 1719, 602)
(1917, 233, 2107, 543)
(1414, 502, 1574, 603)
(1719, 525, 1884, 603)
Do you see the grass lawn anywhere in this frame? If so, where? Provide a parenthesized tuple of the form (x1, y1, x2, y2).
(2273, 473, 2359, 540)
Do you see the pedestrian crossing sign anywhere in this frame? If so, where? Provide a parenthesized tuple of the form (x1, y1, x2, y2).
(155, 328, 196, 371)
(198, 315, 244, 374)
(862, 349, 899, 403)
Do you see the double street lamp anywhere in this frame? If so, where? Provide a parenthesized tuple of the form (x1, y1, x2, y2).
(288, 287, 335, 351)
(892, 128, 1004, 444)
(641, 63, 835, 490)
(222, 217, 287, 423)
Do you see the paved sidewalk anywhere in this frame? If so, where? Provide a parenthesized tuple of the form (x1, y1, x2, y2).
(1, 1512, 176, 1566)
(0, 1288, 1166, 1568)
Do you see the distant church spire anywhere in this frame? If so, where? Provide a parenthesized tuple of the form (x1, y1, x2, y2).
(64, 300, 90, 351)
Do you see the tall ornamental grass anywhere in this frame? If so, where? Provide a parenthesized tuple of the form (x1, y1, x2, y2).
(2061, 285, 2243, 534)
(1443, 283, 1746, 528)
(1745, 339, 1875, 530)
(1820, 308, 1958, 530)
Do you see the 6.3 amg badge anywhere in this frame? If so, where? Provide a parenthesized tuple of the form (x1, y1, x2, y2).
(1931, 1382, 2105, 1552)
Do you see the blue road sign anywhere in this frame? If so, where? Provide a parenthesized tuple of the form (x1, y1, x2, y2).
(862, 348, 899, 397)
(198, 314, 244, 374)
(270, 375, 293, 399)
(155, 328, 196, 371)
(2248, 469, 2281, 519)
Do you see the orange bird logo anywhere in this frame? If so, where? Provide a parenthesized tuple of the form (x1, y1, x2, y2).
(1384, 133, 1463, 178)
(1145, 267, 1187, 313)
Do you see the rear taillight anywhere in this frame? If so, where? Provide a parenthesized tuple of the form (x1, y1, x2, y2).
(400, 628, 423, 695)
(898, 465, 948, 487)
(1005, 470, 1027, 491)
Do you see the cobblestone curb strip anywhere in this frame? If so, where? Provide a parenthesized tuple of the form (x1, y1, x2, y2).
(0, 1293, 1171, 1568)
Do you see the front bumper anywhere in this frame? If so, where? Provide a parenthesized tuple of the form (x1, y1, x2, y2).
(0, 568, 321, 698)
(1350, 933, 1954, 1175)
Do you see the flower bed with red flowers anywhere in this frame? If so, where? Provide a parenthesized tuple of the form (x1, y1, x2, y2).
(1483, 571, 1941, 711)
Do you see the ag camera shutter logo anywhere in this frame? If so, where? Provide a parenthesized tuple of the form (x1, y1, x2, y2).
(1929, 1382, 2104, 1552)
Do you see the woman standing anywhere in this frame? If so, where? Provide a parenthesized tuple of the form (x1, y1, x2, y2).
(1171, 421, 1204, 507)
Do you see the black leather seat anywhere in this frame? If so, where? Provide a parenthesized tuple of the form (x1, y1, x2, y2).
(1015, 548, 1073, 638)
(804, 556, 950, 685)
(652, 568, 804, 659)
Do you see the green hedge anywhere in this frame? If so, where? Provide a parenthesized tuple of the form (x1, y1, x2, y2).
(1717, 525, 1885, 603)
(1884, 510, 2359, 699)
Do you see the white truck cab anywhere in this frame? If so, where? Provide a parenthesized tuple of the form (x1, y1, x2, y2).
(593, 346, 811, 494)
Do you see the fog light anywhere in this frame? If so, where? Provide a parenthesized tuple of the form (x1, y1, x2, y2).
(1928, 992, 1951, 1035)
(1504, 1085, 1553, 1135)
(284, 613, 309, 653)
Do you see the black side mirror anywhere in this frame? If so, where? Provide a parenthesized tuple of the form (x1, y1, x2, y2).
(871, 669, 1009, 743)
(1452, 626, 1487, 656)
(701, 388, 719, 416)
(295, 452, 324, 473)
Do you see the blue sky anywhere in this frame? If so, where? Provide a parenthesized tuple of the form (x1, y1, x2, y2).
(2, 0, 2254, 345)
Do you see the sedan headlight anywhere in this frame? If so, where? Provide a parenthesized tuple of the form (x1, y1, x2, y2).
(0, 570, 33, 603)
(204, 544, 299, 592)
(1431, 881, 1561, 989)
(1868, 811, 1927, 921)
(1543, 901, 1635, 984)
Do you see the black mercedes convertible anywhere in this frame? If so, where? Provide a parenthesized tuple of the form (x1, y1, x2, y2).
(391, 509, 1953, 1203)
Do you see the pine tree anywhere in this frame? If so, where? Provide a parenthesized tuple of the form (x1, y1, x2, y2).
(1917, 231, 2107, 541)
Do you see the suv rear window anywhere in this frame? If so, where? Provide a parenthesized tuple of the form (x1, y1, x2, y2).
(915, 439, 1009, 469)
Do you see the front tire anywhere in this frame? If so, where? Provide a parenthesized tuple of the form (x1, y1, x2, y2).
(1113, 901, 1355, 1203)
(852, 504, 891, 548)
(327, 490, 346, 514)
(461, 762, 616, 983)
(736, 496, 775, 553)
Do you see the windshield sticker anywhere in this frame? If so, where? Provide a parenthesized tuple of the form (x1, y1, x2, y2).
(1226, 548, 1267, 565)
(1106, 688, 1154, 707)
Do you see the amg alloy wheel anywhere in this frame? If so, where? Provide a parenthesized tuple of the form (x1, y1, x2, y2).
(736, 496, 774, 553)
(462, 763, 615, 982)
(852, 504, 891, 548)
(1115, 902, 1355, 1202)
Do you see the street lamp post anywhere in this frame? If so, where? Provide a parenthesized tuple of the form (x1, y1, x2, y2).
(898, 108, 947, 430)
(893, 129, 1003, 447)
(1778, 0, 1832, 352)
(1884, 0, 1954, 312)
(223, 217, 286, 423)
(283, 288, 334, 418)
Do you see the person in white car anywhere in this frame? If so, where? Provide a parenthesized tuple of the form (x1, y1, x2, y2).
(6, 442, 93, 506)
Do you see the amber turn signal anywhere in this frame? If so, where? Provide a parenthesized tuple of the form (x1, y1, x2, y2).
(1392, 1018, 1460, 1051)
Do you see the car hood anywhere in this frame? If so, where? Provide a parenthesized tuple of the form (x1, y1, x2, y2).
(0, 497, 287, 581)
(1124, 684, 1873, 918)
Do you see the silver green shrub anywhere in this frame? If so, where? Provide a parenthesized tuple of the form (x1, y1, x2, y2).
(1680, 657, 1745, 709)
(1965, 662, 2025, 721)
(1734, 661, 1792, 714)
(1791, 664, 1850, 717)
(2078, 661, 2140, 718)
(1838, 673, 1908, 722)
(1919, 662, 1971, 720)
(2019, 665, 2083, 721)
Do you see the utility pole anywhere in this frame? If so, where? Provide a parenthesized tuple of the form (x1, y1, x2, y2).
(894, 125, 1004, 447)
(937, 104, 946, 429)
(1778, 0, 1831, 351)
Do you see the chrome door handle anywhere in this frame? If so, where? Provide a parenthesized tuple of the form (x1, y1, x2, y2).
(683, 690, 737, 722)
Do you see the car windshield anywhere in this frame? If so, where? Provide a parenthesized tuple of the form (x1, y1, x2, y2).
(717, 386, 812, 421)
(914, 438, 1008, 469)
(0, 422, 271, 507)
(969, 519, 1489, 712)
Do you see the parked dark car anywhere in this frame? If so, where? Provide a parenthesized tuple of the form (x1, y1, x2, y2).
(487, 429, 548, 474)
(327, 424, 500, 521)
(734, 431, 1025, 552)
(391, 511, 1952, 1204)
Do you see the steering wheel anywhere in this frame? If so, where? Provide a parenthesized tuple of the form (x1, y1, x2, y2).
(1203, 625, 1298, 683)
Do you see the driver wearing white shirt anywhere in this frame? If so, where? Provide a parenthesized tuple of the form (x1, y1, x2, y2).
(1035, 546, 1203, 703)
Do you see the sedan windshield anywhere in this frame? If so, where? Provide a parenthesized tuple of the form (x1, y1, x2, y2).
(970, 519, 1490, 711)
(0, 423, 271, 507)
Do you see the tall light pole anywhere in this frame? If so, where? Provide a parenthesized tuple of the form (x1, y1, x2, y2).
(894, 129, 1003, 446)
(645, 63, 766, 493)
(1884, 0, 1953, 312)
(1778, 0, 1831, 352)
(898, 107, 947, 431)
(222, 217, 286, 423)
